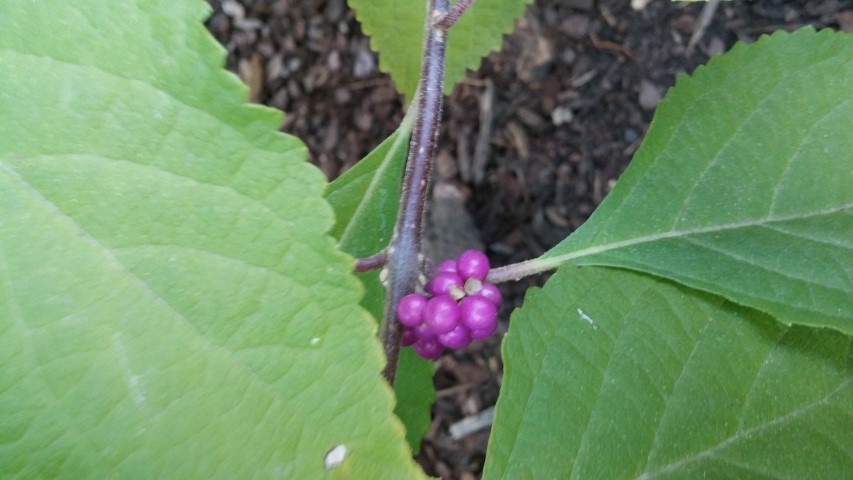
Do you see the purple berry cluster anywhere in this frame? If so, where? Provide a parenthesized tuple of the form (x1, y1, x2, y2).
(396, 250, 502, 360)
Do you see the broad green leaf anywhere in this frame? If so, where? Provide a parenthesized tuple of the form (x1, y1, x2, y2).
(536, 29, 853, 334)
(326, 120, 436, 454)
(485, 266, 853, 479)
(0, 1, 423, 478)
(349, 0, 531, 102)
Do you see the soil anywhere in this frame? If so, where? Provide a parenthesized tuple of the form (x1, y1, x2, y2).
(204, 1, 850, 478)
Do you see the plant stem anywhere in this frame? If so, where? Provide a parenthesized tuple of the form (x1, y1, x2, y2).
(354, 250, 388, 272)
(433, 0, 474, 30)
(380, 0, 449, 385)
(486, 257, 558, 284)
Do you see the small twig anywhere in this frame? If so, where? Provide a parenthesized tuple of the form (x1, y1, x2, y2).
(457, 126, 472, 181)
(435, 382, 481, 399)
(433, 0, 474, 30)
(472, 78, 494, 185)
(686, 0, 720, 56)
(354, 250, 388, 272)
(589, 31, 635, 61)
(449, 406, 495, 440)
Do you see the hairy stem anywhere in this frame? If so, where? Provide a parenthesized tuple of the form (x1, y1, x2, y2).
(433, 0, 474, 30)
(380, 0, 450, 384)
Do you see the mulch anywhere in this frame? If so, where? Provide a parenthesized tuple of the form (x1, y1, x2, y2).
(205, 1, 850, 477)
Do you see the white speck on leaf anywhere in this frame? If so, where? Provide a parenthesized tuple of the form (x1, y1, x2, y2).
(324, 444, 346, 470)
(577, 308, 597, 329)
(310, 337, 320, 345)
(128, 375, 146, 407)
(112, 334, 147, 408)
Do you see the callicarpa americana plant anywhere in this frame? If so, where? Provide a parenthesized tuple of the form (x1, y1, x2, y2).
(1, 0, 851, 478)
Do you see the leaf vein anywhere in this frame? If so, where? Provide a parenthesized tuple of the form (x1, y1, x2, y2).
(638, 380, 850, 479)
(544, 203, 853, 270)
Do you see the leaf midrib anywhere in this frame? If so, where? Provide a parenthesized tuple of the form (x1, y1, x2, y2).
(543, 203, 853, 270)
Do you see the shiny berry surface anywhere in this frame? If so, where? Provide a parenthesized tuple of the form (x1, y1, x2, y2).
(460, 296, 497, 332)
(470, 324, 497, 340)
(412, 337, 443, 360)
(414, 321, 436, 340)
(423, 294, 461, 334)
(435, 259, 458, 274)
(456, 249, 490, 281)
(396, 293, 427, 327)
(437, 325, 472, 349)
(427, 272, 464, 296)
(475, 283, 503, 307)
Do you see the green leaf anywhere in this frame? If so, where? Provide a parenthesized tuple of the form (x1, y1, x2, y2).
(538, 28, 853, 334)
(325, 119, 436, 455)
(485, 266, 853, 479)
(0, 1, 423, 478)
(326, 120, 410, 256)
(394, 348, 437, 454)
(349, 0, 531, 101)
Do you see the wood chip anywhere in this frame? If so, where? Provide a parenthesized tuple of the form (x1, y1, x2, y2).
(238, 53, 263, 103)
(589, 31, 635, 60)
(221, 0, 245, 20)
(506, 121, 530, 163)
(472, 79, 495, 185)
(449, 407, 495, 440)
(687, 0, 721, 56)
(570, 69, 597, 88)
(545, 205, 571, 228)
(638, 80, 662, 111)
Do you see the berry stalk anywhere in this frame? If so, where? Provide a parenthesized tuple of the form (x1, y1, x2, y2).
(486, 257, 561, 284)
(380, 0, 450, 384)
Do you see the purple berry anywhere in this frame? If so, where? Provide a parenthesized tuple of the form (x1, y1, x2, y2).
(427, 272, 464, 296)
(435, 259, 457, 274)
(423, 294, 461, 334)
(437, 325, 472, 349)
(414, 321, 436, 340)
(470, 324, 497, 339)
(457, 250, 490, 281)
(413, 337, 444, 360)
(401, 328, 419, 346)
(396, 294, 427, 328)
(460, 296, 497, 332)
(475, 283, 503, 307)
